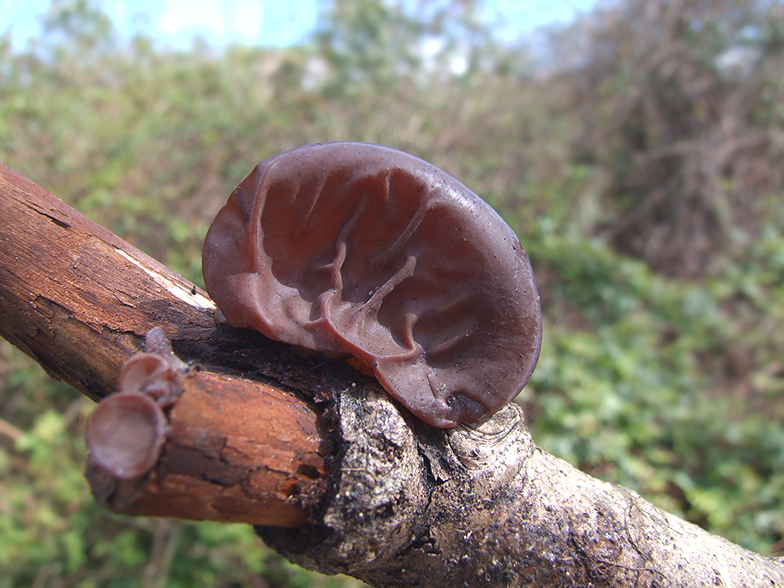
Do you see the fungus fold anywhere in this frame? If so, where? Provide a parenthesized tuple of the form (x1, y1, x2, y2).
(203, 142, 542, 427)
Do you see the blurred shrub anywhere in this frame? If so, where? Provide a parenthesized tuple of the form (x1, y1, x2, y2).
(525, 223, 784, 550)
(1, 0, 784, 584)
(563, 0, 784, 277)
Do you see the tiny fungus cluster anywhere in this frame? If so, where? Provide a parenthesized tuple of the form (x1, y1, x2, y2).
(203, 142, 542, 427)
(86, 328, 187, 479)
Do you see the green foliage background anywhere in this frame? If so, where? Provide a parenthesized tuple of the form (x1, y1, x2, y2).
(1, 0, 784, 585)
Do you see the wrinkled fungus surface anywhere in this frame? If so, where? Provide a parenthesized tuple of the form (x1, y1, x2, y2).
(203, 142, 542, 427)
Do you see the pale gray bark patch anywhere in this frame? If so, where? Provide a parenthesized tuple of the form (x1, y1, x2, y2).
(258, 382, 430, 575)
(258, 382, 784, 587)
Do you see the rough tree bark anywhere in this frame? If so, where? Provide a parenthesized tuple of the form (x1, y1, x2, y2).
(1, 162, 782, 587)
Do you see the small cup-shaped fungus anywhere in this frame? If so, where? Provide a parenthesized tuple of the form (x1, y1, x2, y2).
(118, 352, 183, 407)
(85, 392, 168, 479)
(203, 142, 542, 428)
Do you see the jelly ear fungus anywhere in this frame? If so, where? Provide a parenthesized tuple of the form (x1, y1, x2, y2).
(86, 328, 185, 479)
(203, 142, 542, 427)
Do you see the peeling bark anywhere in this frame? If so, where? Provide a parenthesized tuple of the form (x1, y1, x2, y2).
(0, 162, 214, 400)
(2, 162, 783, 587)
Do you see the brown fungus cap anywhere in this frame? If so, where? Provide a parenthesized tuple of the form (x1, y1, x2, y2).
(86, 392, 168, 479)
(118, 352, 183, 407)
(202, 142, 542, 428)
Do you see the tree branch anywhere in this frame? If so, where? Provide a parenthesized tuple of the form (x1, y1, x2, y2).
(2, 162, 783, 587)
(0, 162, 214, 399)
(0, 162, 332, 528)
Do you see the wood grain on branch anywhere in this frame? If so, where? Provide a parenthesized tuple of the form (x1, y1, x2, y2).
(0, 162, 215, 399)
(2, 162, 783, 587)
